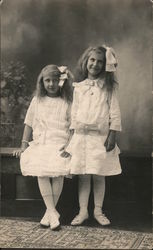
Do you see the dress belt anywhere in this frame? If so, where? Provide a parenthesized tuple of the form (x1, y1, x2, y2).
(75, 128, 101, 136)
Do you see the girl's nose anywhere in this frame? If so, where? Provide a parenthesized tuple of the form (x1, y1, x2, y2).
(93, 60, 98, 66)
(49, 81, 53, 86)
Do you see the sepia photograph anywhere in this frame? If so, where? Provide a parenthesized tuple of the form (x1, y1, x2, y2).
(0, 0, 152, 249)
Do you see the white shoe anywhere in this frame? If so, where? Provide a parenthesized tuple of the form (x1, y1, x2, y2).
(71, 211, 89, 226)
(94, 212, 111, 226)
(48, 210, 60, 230)
(40, 209, 60, 228)
(40, 211, 50, 227)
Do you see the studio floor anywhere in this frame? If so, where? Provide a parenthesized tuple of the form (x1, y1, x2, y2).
(0, 216, 152, 249)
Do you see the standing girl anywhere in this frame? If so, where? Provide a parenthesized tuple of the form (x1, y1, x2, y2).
(14, 64, 73, 230)
(67, 45, 122, 226)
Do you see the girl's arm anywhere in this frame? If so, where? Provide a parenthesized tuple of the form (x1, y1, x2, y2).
(13, 124, 32, 158)
(105, 90, 121, 152)
(59, 129, 74, 158)
(104, 129, 117, 152)
(13, 97, 36, 157)
(60, 85, 78, 158)
(69, 85, 79, 130)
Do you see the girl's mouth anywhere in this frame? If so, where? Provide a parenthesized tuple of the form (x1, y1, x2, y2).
(92, 67, 99, 70)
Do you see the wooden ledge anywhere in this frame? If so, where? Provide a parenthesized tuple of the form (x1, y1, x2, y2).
(0, 147, 152, 158)
(0, 147, 21, 174)
(0, 147, 20, 156)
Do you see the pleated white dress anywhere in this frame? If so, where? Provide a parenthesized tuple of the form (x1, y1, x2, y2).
(67, 78, 122, 176)
(20, 96, 71, 177)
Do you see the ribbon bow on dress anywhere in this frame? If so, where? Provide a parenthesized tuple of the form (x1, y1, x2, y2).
(85, 79, 105, 89)
(81, 79, 105, 96)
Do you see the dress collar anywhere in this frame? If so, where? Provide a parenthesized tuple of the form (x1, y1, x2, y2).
(85, 78, 105, 89)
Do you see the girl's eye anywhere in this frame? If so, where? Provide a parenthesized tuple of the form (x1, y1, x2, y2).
(90, 58, 95, 62)
(53, 80, 58, 84)
(45, 79, 50, 82)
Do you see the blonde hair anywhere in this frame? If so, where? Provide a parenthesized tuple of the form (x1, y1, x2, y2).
(35, 64, 73, 103)
(75, 46, 118, 93)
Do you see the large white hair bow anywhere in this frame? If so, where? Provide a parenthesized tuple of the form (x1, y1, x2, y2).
(58, 66, 74, 87)
(103, 45, 118, 72)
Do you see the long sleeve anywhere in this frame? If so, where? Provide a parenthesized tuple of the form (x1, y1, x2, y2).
(24, 97, 37, 127)
(109, 89, 122, 131)
(66, 103, 72, 127)
(69, 87, 79, 130)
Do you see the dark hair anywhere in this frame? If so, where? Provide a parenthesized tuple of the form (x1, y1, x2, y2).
(34, 65, 73, 103)
(74, 46, 118, 93)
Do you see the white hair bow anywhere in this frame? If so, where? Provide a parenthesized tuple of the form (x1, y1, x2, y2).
(58, 66, 74, 87)
(58, 66, 68, 87)
(103, 45, 118, 72)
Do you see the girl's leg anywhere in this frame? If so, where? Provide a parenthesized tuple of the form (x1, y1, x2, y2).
(37, 177, 60, 230)
(93, 175, 110, 225)
(52, 176, 64, 207)
(41, 176, 64, 225)
(93, 175, 105, 214)
(71, 174, 91, 225)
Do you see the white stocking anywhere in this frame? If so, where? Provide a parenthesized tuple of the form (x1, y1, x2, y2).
(37, 177, 55, 212)
(52, 176, 64, 206)
(78, 175, 91, 214)
(93, 175, 105, 215)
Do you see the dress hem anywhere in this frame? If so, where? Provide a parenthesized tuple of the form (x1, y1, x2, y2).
(70, 170, 122, 176)
(21, 171, 71, 178)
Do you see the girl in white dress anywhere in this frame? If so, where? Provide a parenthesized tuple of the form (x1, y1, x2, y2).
(14, 64, 73, 230)
(67, 45, 122, 226)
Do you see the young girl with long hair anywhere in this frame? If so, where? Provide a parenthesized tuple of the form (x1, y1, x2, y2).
(14, 64, 73, 230)
(67, 45, 122, 226)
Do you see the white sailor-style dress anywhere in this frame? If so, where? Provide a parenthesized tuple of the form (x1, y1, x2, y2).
(67, 78, 122, 176)
(20, 96, 71, 177)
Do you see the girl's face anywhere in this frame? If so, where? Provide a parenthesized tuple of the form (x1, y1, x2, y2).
(43, 73, 60, 96)
(87, 51, 105, 79)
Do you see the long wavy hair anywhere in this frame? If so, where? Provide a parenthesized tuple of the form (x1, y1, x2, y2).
(75, 46, 118, 93)
(34, 65, 73, 103)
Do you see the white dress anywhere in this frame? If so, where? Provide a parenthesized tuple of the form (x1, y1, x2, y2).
(20, 96, 71, 177)
(67, 78, 122, 176)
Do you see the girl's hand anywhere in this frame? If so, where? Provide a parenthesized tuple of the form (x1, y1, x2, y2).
(60, 150, 70, 158)
(59, 146, 70, 158)
(104, 130, 116, 152)
(13, 125, 32, 158)
(13, 146, 27, 158)
(59, 129, 74, 158)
